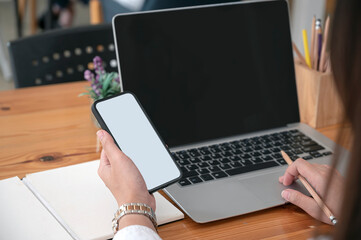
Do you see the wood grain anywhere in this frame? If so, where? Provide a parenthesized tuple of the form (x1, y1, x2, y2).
(0, 81, 351, 239)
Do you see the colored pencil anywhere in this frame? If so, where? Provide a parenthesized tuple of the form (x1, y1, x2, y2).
(281, 151, 337, 225)
(320, 16, 330, 72)
(302, 30, 312, 68)
(310, 16, 316, 67)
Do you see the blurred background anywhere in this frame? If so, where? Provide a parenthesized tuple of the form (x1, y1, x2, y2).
(0, 0, 336, 91)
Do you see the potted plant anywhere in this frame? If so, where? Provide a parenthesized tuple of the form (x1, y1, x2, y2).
(80, 56, 121, 101)
(80, 56, 121, 128)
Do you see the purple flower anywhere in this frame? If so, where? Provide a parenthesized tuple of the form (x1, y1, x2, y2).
(93, 56, 105, 75)
(93, 56, 102, 67)
(84, 70, 94, 82)
(94, 74, 100, 84)
(114, 76, 120, 83)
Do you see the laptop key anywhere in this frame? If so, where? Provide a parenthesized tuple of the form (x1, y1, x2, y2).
(230, 161, 242, 168)
(198, 168, 210, 174)
(280, 145, 291, 150)
(179, 179, 192, 186)
(182, 170, 198, 178)
(239, 153, 252, 159)
(189, 176, 203, 184)
(241, 147, 253, 153)
(210, 147, 222, 153)
(220, 163, 232, 170)
(303, 145, 325, 152)
(219, 158, 231, 164)
(177, 159, 191, 166)
(225, 161, 279, 176)
(189, 158, 201, 164)
(178, 153, 191, 160)
(208, 160, 221, 166)
(229, 156, 241, 161)
(252, 157, 263, 164)
(250, 151, 261, 157)
(221, 152, 233, 157)
(200, 174, 214, 181)
(310, 151, 323, 158)
(186, 164, 199, 171)
(272, 153, 282, 159)
(260, 149, 271, 155)
(303, 155, 313, 160)
(189, 151, 201, 157)
(231, 149, 243, 155)
(198, 162, 210, 168)
(323, 151, 333, 156)
(211, 171, 228, 179)
(301, 140, 318, 147)
(261, 155, 273, 161)
(293, 149, 304, 154)
(199, 149, 212, 155)
(240, 159, 253, 166)
(220, 146, 232, 152)
(199, 155, 212, 161)
(271, 147, 281, 152)
(208, 166, 221, 172)
(210, 153, 222, 159)
(276, 159, 287, 165)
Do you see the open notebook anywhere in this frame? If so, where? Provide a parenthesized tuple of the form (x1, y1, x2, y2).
(0, 160, 184, 240)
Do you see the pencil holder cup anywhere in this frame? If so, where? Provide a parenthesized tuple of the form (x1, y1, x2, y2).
(294, 62, 344, 128)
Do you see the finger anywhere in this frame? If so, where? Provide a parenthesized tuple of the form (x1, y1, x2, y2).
(282, 159, 319, 186)
(281, 189, 329, 223)
(98, 149, 111, 183)
(97, 130, 125, 165)
(99, 149, 110, 168)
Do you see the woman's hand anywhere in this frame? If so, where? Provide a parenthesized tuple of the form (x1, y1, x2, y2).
(279, 158, 344, 224)
(97, 130, 156, 231)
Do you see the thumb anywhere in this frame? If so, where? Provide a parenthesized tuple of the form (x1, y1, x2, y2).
(282, 189, 324, 221)
(97, 130, 123, 165)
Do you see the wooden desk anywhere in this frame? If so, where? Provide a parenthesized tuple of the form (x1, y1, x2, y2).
(0, 82, 351, 239)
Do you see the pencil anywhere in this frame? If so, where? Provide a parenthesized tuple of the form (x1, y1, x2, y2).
(292, 42, 307, 66)
(302, 29, 312, 68)
(314, 19, 322, 70)
(280, 151, 337, 225)
(320, 16, 330, 72)
(310, 16, 316, 67)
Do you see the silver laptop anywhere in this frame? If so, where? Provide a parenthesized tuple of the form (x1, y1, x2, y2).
(112, 0, 349, 223)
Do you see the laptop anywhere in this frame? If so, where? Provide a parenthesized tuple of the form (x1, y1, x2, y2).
(112, 0, 349, 223)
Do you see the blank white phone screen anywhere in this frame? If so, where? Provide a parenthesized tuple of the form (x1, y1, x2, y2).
(95, 93, 181, 191)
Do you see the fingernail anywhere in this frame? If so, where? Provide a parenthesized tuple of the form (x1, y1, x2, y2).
(281, 190, 290, 201)
(97, 130, 104, 141)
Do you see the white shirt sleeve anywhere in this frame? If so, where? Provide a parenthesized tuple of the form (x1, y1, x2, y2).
(113, 225, 162, 240)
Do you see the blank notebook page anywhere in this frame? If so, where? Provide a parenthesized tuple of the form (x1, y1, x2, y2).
(0, 177, 73, 240)
(24, 160, 184, 240)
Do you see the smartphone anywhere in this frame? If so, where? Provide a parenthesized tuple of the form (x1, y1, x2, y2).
(92, 92, 182, 193)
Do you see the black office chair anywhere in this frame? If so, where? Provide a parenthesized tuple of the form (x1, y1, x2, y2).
(8, 24, 117, 88)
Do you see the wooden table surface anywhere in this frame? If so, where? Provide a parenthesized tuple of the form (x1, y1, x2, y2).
(0, 81, 351, 239)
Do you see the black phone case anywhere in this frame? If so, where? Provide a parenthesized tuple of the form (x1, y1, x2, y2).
(91, 91, 182, 193)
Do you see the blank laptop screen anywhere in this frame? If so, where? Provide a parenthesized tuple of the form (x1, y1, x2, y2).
(113, 0, 299, 148)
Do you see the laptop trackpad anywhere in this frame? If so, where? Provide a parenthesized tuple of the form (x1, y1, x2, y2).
(239, 171, 307, 205)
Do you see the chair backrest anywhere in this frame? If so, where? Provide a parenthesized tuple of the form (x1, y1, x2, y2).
(8, 24, 117, 88)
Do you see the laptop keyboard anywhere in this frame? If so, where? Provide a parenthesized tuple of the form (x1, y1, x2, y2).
(172, 129, 333, 187)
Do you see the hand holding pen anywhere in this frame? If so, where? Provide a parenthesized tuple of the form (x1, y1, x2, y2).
(279, 152, 344, 225)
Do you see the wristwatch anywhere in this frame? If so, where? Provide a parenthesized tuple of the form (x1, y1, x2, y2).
(112, 203, 157, 234)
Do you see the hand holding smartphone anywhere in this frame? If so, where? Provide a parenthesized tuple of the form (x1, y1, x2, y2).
(92, 92, 182, 193)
